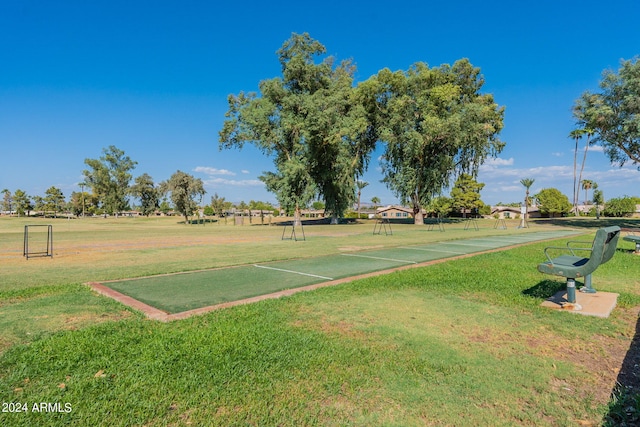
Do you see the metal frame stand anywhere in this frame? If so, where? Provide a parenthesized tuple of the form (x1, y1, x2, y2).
(493, 218, 507, 230)
(23, 224, 53, 259)
(282, 222, 305, 241)
(464, 218, 479, 231)
(427, 217, 445, 232)
(373, 218, 392, 235)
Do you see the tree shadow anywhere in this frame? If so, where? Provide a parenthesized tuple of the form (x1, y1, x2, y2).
(180, 218, 218, 225)
(274, 218, 361, 226)
(533, 218, 640, 230)
(603, 314, 640, 426)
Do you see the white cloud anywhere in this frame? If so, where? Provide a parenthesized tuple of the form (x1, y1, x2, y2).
(241, 170, 250, 174)
(552, 152, 563, 157)
(573, 144, 604, 154)
(481, 157, 514, 168)
(193, 166, 236, 176)
(498, 185, 521, 192)
(204, 177, 264, 187)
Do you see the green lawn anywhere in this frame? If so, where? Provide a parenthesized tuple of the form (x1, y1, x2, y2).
(2, 215, 640, 426)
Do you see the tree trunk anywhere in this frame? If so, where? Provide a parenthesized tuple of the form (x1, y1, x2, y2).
(577, 137, 590, 209)
(573, 137, 579, 215)
(294, 204, 302, 227)
(413, 205, 424, 225)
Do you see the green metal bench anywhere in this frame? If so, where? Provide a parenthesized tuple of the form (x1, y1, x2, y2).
(537, 226, 621, 303)
(622, 229, 640, 253)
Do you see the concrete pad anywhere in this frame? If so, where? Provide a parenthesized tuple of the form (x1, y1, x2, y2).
(541, 290, 618, 318)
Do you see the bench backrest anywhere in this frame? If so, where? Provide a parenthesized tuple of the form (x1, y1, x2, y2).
(592, 225, 621, 266)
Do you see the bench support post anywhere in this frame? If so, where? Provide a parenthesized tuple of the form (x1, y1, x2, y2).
(580, 274, 596, 294)
(567, 279, 576, 303)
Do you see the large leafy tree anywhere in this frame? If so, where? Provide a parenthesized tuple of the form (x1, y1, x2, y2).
(604, 196, 636, 217)
(161, 170, 205, 224)
(83, 145, 137, 215)
(69, 191, 99, 216)
(534, 188, 572, 217)
(219, 33, 375, 223)
(1, 189, 12, 213)
(366, 60, 505, 224)
(13, 189, 32, 216)
(210, 193, 227, 218)
(44, 186, 65, 218)
(573, 58, 640, 167)
(130, 173, 160, 217)
(425, 195, 452, 218)
(450, 173, 485, 218)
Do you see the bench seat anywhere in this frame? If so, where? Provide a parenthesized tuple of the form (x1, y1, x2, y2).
(537, 255, 589, 277)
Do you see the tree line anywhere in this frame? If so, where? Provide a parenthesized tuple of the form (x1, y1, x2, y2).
(3, 36, 638, 223)
(0, 145, 274, 224)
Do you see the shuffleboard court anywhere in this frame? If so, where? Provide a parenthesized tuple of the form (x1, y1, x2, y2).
(105, 265, 324, 314)
(93, 229, 582, 319)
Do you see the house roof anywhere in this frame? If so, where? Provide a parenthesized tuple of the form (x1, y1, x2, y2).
(376, 205, 414, 214)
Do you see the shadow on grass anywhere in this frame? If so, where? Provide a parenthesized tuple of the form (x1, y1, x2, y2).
(604, 315, 640, 426)
(274, 218, 360, 226)
(184, 218, 219, 225)
(522, 280, 565, 299)
(533, 218, 640, 230)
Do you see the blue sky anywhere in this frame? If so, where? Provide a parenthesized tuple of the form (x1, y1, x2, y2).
(1, 0, 639, 208)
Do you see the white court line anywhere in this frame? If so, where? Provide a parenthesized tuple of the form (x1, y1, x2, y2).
(253, 264, 333, 280)
(473, 237, 530, 244)
(438, 241, 496, 248)
(399, 246, 467, 255)
(341, 253, 417, 264)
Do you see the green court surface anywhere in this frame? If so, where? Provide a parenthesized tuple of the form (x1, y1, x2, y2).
(102, 229, 581, 315)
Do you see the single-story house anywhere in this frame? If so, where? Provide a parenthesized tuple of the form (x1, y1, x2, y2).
(376, 205, 421, 219)
(490, 205, 541, 219)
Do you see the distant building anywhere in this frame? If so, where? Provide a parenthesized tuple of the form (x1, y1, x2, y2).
(490, 205, 541, 219)
(376, 205, 419, 219)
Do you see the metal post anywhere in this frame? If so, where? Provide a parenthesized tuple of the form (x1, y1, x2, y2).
(567, 278, 576, 303)
(580, 274, 596, 293)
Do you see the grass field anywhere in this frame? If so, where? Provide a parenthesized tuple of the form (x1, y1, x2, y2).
(2, 215, 640, 426)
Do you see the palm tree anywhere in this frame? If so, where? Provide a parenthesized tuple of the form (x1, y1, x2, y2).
(569, 129, 584, 215)
(519, 178, 535, 223)
(356, 180, 369, 219)
(581, 179, 594, 205)
(576, 129, 594, 209)
(370, 196, 380, 210)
